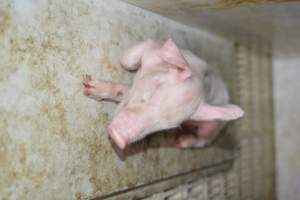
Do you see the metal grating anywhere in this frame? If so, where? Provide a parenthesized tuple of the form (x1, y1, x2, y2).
(142, 174, 226, 200)
(235, 38, 275, 200)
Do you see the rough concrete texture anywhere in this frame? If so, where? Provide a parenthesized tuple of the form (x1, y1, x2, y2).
(0, 0, 237, 199)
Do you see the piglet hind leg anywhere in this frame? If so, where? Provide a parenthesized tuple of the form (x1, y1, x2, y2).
(82, 74, 129, 103)
(176, 121, 225, 148)
(176, 103, 244, 148)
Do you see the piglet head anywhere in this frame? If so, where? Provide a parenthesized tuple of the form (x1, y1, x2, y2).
(108, 39, 202, 149)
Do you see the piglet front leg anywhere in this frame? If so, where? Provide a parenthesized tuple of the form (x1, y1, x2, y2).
(83, 74, 129, 103)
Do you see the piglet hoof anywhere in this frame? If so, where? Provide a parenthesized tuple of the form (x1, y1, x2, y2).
(175, 134, 209, 148)
(175, 134, 197, 148)
(82, 74, 92, 86)
(82, 74, 93, 96)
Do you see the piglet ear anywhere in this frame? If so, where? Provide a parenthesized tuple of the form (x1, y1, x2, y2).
(159, 39, 192, 80)
(191, 103, 244, 121)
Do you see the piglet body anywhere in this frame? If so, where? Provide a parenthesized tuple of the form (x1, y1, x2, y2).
(83, 39, 244, 149)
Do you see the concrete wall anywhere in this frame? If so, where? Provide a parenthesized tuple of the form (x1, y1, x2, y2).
(274, 39, 300, 200)
(0, 0, 236, 199)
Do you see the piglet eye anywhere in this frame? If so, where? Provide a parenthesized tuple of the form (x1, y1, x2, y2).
(116, 90, 124, 97)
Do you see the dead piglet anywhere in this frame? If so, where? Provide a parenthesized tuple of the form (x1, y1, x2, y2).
(83, 39, 244, 149)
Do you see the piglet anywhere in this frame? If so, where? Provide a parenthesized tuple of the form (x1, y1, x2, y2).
(83, 39, 244, 149)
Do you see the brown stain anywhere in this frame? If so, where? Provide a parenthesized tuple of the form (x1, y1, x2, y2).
(99, 112, 109, 124)
(18, 144, 27, 164)
(0, 20, 70, 191)
(87, 143, 116, 194)
(5, 2, 99, 200)
(75, 192, 83, 200)
(8, 5, 120, 196)
(20, 35, 69, 139)
(0, 112, 19, 200)
(39, 95, 68, 139)
(74, 110, 116, 194)
(0, 112, 50, 198)
(0, 8, 20, 82)
(89, 176, 102, 195)
(100, 23, 125, 81)
(0, 113, 12, 168)
(0, 8, 11, 37)
(100, 45, 123, 80)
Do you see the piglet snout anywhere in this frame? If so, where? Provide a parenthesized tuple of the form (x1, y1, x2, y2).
(108, 109, 149, 149)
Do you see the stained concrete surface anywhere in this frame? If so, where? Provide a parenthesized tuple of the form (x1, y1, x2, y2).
(0, 0, 237, 199)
